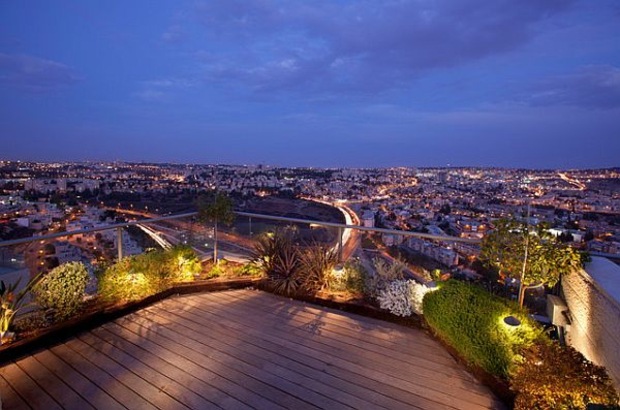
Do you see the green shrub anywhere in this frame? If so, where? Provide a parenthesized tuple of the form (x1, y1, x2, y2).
(32, 261, 89, 321)
(99, 247, 200, 303)
(235, 263, 263, 277)
(343, 259, 366, 294)
(206, 264, 223, 279)
(97, 249, 190, 303)
(98, 257, 159, 302)
(512, 342, 619, 409)
(165, 245, 201, 282)
(422, 280, 540, 377)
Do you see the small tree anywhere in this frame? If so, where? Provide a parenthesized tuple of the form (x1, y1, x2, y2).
(196, 192, 234, 265)
(480, 219, 584, 307)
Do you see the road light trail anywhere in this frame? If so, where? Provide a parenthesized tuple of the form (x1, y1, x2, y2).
(136, 224, 172, 250)
(558, 172, 586, 190)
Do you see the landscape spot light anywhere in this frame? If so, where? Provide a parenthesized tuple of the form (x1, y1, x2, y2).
(503, 315, 521, 327)
(332, 263, 345, 278)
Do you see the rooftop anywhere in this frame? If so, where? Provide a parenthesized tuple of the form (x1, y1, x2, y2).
(0, 289, 503, 409)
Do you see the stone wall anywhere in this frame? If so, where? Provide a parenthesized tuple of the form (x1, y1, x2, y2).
(562, 263, 620, 389)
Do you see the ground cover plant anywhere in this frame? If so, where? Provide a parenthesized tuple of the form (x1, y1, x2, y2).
(423, 279, 541, 377)
(422, 279, 619, 408)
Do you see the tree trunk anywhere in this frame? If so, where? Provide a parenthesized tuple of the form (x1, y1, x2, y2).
(518, 283, 526, 308)
(213, 219, 218, 265)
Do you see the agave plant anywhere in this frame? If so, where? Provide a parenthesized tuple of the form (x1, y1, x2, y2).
(298, 244, 338, 294)
(252, 228, 303, 296)
(270, 244, 302, 296)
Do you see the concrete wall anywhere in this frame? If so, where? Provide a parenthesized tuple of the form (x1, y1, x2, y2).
(562, 259, 620, 389)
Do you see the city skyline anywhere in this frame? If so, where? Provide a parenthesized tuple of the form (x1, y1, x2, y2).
(1, 1, 619, 168)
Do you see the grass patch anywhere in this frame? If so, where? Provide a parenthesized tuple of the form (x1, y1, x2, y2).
(423, 280, 540, 377)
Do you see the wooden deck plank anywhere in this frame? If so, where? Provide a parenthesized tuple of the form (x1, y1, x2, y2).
(0, 362, 62, 410)
(213, 290, 492, 399)
(123, 306, 387, 410)
(163, 292, 501, 410)
(109, 317, 337, 410)
(83, 326, 237, 410)
(77, 331, 221, 410)
(0, 290, 504, 410)
(214, 290, 477, 378)
(31, 349, 123, 410)
(151, 297, 455, 409)
(133, 305, 416, 410)
(103, 320, 304, 410)
(218, 289, 445, 351)
(0, 373, 31, 410)
(15, 356, 94, 410)
(50, 343, 157, 409)
(219, 290, 460, 361)
(64, 337, 189, 410)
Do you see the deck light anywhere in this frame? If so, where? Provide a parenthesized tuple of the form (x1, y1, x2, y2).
(503, 315, 521, 327)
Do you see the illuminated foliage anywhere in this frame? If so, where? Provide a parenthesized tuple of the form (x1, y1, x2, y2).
(98, 257, 158, 303)
(32, 261, 89, 321)
(1, 272, 43, 336)
(512, 342, 619, 409)
(98, 247, 200, 303)
(166, 245, 201, 282)
(298, 244, 338, 293)
(423, 280, 540, 376)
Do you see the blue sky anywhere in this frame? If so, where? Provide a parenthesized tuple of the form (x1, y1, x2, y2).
(0, 0, 619, 168)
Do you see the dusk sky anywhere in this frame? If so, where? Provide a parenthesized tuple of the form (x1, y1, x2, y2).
(1, 1, 619, 169)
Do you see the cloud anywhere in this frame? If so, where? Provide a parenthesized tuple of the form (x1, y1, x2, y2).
(189, 0, 574, 94)
(0, 53, 79, 92)
(134, 77, 199, 102)
(527, 65, 620, 109)
(161, 24, 186, 44)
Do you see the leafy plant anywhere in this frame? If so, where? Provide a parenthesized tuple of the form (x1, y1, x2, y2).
(0, 272, 43, 338)
(97, 249, 186, 303)
(480, 218, 585, 306)
(98, 258, 155, 302)
(423, 280, 540, 377)
(166, 245, 201, 282)
(235, 262, 263, 277)
(341, 259, 367, 294)
(512, 341, 619, 409)
(32, 261, 89, 321)
(206, 264, 223, 279)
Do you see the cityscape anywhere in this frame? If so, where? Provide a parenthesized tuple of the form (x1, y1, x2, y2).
(1, 0, 620, 408)
(1, 161, 618, 274)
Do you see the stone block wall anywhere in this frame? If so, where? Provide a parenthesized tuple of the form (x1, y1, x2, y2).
(562, 268, 620, 389)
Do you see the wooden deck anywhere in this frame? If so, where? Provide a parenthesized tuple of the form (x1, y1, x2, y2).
(0, 289, 504, 409)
